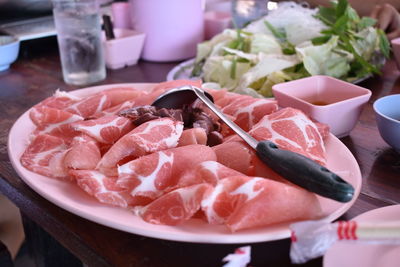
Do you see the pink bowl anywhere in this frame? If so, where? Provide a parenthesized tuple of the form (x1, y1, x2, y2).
(272, 76, 371, 138)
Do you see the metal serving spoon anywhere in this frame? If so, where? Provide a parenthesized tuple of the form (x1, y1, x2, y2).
(152, 86, 355, 203)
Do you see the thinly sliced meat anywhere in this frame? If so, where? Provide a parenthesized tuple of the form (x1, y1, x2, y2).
(30, 106, 83, 128)
(205, 88, 228, 104)
(101, 87, 143, 106)
(20, 134, 68, 178)
(201, 175, 322, 231)
(117, 145, 217, 200)
(314, 121, 330, 140)
(214, 91, 251, 108)
(149, 79, 202, 93)
(97, 118, 184, 176)
(213, 140, 288, 182)
(64, 93, 113, 119)
(226, 177, 322, 232)
(64, 135, 101, 170)
(48, 150, 69, 179)
(65, 87, 143, 119)
(33, 119, 80, 144)
(177, 128, 207, 147)
(72, 116, 134, 144)
(135, 183, 213, 225)
(93, 99, 138, 118)
(213, 141, 254, 175)
(221, 97, 278, 132)
(33, 90, 81, 110)
(69, 170, 148, 208)
(177, 160, 243, 188)
(250, 107, 326, 165)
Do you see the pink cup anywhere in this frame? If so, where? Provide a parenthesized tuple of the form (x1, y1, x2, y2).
(204, 11, 232, 40)
(129, 0, 204, 62)
(111, 2, 132, 29)
(391, 37, 400, 70)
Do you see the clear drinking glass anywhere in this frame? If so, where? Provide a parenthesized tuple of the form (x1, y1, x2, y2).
(52, 0, 106, 86)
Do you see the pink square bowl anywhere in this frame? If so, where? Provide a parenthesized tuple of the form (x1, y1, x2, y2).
(391, 37, 400, 70)
(272, 76, 372, 138)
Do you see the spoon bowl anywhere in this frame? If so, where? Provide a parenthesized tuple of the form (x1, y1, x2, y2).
(152, 86, 214, 109)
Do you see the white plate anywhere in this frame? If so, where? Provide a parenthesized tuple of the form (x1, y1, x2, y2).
(324, 205, 400, 267)
(8, 83, 362, 244)
(166, 58, 373, 84)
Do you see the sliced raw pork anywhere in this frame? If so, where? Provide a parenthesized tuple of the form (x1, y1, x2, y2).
(20, 134, 68, 178)
(31, 90, 81, 110)
(213, 140, 287, 182)
(30, 106, 83, 128)
(69, 170, 147, 208)
(93, 99, 138, 118)
(221, 97, 278, 133)
(249, 107, 326, 165)
(117, 145, 217, 200)
(72, 115, 134, 144)
(149, 79, 202, 93)
(64, 135, 101, 170)
(135, 183, 213, 225)
(177, 161, 243, 188)
(177, 128, 207, 147)
(201, 175, 322, 232)
(213, 141, 254, 175)
(97, 118, 184, 175)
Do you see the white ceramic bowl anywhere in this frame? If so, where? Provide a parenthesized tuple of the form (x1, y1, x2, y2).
(0, 35, 20, 71)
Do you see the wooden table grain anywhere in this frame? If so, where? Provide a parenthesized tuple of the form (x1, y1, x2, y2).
(1, 37, 399, 267)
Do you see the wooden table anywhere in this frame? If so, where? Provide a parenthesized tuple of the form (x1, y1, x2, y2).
(1, 37, 399, 267)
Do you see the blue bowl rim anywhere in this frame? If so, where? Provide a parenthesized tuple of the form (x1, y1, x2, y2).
(373, 94, 400, 124)
(0, 35, 20, 49)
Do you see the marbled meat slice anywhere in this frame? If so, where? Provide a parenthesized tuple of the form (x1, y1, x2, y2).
(20, 134, 68, 178)
(69, 170, 148, 208)
(72, 115, 134, 144)
(221, 97, 278, 133)
(64, 135, 101, 170)
(135, 183, 213, 225)
(201, 175, 322, 232)
(249, 107, 326, 165)
(177, 128, 207, 147)
(213, 141, 254, 175)
(117, 144, 217, 200)
(30, 106, 83, 128)
(177, 161, 243, 188)
(97, 118, 184, 176)
(149, 79, 202, 93)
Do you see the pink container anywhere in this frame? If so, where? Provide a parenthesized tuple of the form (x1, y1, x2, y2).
(102, 28, 145, 70)
(129, 0, 204, 62)
(391, 37, 400, 70)
(111, 2, 132, 29)
(204, 11, 232, 40)
(272, 76, 372, 138)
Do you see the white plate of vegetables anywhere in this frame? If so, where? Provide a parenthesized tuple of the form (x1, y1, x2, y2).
(167, 0, 389, 97)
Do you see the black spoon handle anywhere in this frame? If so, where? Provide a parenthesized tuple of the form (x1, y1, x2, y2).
(256, 141, 355, 203)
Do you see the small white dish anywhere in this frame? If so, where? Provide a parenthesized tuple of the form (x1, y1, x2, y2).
(0, 35, 20, 71)
(102, 28, 145, 69)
